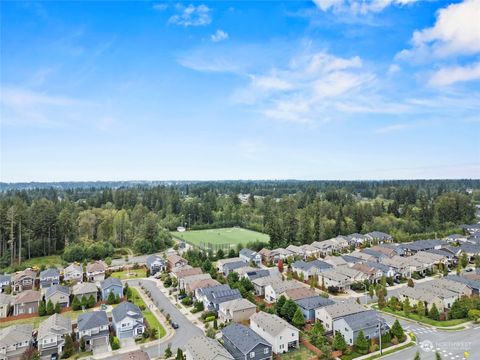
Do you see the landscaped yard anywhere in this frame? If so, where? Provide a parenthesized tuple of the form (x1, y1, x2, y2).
(110, 268, 146, 280)
(280, 345, 317, 359)
(130, 287, 166, 339)
(171, 227, 269, 251)
(380, 306, 469, 327)
(0, 255, 64, 273)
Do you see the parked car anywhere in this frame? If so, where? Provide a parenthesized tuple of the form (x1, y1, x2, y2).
(178, 293, 187, 300)
(171, 322, 179, 329)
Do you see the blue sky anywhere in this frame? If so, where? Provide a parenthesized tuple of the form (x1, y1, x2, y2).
(1, 0, 479, 181)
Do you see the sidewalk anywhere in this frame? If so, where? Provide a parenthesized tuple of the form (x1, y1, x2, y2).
(342, 334, 414, 360)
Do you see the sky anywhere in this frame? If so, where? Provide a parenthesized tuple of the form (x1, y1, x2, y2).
(1, 0, 479, 182)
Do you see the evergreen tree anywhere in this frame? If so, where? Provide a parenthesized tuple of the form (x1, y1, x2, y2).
(429, 303, 440, 320)
(435, 351, 442, 360)
(62, 335, 74, 358)
(87, 294, 96, 308)
(276, 296, 286, 316)
(46, 300, 54, 315)
(292, 308, 305, 328)
(164, 344, 172, 358)
(107, 291, 116, 305)
(416, 301, 425, 317)
(72, 296, 81, 311)
(54, 302, 61, 314)
(390, 319, 405, 341)
(354, 330, 369, 355)
(414, 351, 421, 360)
(333, 331, 347, 352)
(38, 300, 46, 316)
(176, 348, 184, 360)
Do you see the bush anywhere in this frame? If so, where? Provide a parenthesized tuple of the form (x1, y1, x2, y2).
(181, 296, 193, 306)
(204, 315, 216, 322)
(111, 336, 120, 350)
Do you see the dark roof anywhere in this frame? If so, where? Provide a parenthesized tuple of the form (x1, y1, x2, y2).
(40, 268, 60, 279)
(426, 249, 455, 258)
(101, 277, 123, 290)
(0, 274, 11, 283)
(364, 261, 391, 273)
(341, 255, 362, 264)
(400, 239, 446, 251)
(293, 259, 332, 271)
(239, 248, 257, 259)
(446, 275, 480, 291)
(341, 310, 385, 331)
(223, 261, 246, 271)
(112, 301, 143, 322)
(362, 248, 385, 259)
(77, 311, 109, 331)
(295, 296, 335, 310)
(460, 244, 480, 254)
(146, 255, 164, 267)
(221, 323, 271, 355)
(245, 269, 270, 281)
(45, 285, 69, 299)
(366, 231, 392, 240)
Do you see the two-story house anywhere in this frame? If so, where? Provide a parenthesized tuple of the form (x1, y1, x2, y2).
(0, 293, 12, 318)
(221, 323, 272, 360)
(37, 313, 72, 360)
(100, 277, 123, 301)
(45, 285, 70, 308)
(185, 335, 234, 360)
(239, 249, 262, 266)
(13, 290, 40, 316)
(86, 261, 106, 283)
(0, 274, 11, 293)
(72, 282, 98, 303)
(63, 263, 84, 284)
(12, 269, 36, 294)
(250, 312, 299, 354)
(39, 268, 60, 290)
(146, 255, 166, 276)
(76, 311, 110, 352)
(333, 310, 387, 346)
(0, 324, 33, 360)
(112, 301, 145, 339)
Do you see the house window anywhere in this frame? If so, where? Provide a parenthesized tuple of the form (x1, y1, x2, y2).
(264, 348, 269, 354)
(250, 351, 255, 358)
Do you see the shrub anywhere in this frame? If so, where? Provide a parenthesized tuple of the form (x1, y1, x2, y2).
(111, 336, 120, 350)
(204, 315, 216, 322)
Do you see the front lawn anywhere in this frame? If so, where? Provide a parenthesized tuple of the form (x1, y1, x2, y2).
(380, 306, 469, 327)
(279, 345, 317, 360)
(1, 255, 64, 273)
(130, 287, 166, 339)
(110, 268, 146, 280)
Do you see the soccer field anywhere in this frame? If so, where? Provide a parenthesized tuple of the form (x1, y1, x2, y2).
(171, 227, 269, 251)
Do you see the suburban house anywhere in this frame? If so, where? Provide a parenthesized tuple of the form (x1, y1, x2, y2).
(0, 294, 12, 318)
(196, 285, 242, 312)
(0, 274, 11, 293)
(446, 275, 480, 295)
(171, 267, 202, 280)
(72, 282, 98, 302)
(146, 255, 166, 276)
(181, 274, 212, 292)
(396, 286, 450, 311)
(223, 261, 249, 276)
(37, 313, 72, 360)
(280, 287, 317, 301)
(119, 350, 151, 360)
(239, 249, 262, 266)
(315, 302, 367, 332)
(221, 323, 272, 360)
(167, 254, 188, 270)
(364, 261, 396, 278)
(400, 239, 446, 256)
(370, 245, 398, 258)
(300, 244, 322, 258)
(12, 269, 36, 294)
(365, 231, 393, 243)
(318, 270, 352, 292)
(39, 268, 60, 290)
(323, 256, 348, 267)
(45, 285, 70, 308)
(86, 261, 106, 282)
(184, 335, 234, 360)
(295, 296, 335, 322)
(285, 245, 305, 259)
(217, 258, 243, 274)
(63, 263, 84, 284)
(76, 311, 110, 351)
(346, 233, 368, 246)
(333, 310, 387, 346)
(112, 301, 145, 339)
(13, 289, 40, 316)
(252, 275, 282, 297)
(291, 260, 332, 280)
(100, 277, 123, 301)
(187, 278, 220, 294)
(250, 312, 299, 354)
(262, 248, 293, 264)
(351, 263, 383, 283)
(237, 268, 271, 282)
(0, 324, 33, 360)
(218, 298, 257, 323)
(264, 280, 304, 303)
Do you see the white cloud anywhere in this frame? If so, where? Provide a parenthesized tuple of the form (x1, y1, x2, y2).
(211, 29, 229, 42)
(313, 0, 419, 15)
(168, 4, 211, 27)
(375, 123, 411, 133)
(388, 64, 400, 74)
(397, 0, 480, 60)
(428, 61, 480, 86)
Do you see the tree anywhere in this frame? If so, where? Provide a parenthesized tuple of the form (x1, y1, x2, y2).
(107, 291, 116, 305)
(38, 300, 46, 316)
(460, 252, 469, 268)
(80, 337, 86, 352)
(435, 352, 442, 360)
(87, 294, 96, 308)
(354, 330, 369, 355)
(276, 295, 286, 316)
(62, 334, 74, 358)
(46, 300, 54, 315)
(164, 344, 172, 358)
(378, 288, 386, 309)
(407, 278, 414, 287)
(333, 331, 347, 352)
(176, 348, 184, 360)
(429, 303, 440, 320)
(416, 300, 425, 317)
(216, 248, 224, 259)
(280, 299, 298, 322)
(111, 336, 120, 350)
(390, 319, 405, 341)
(403, 298, 411, 316)
(309, 322, 326, 348)
(414, 351, 421, 360)
(278, 259, 284, 273)
(292, 308, 305, 328)
(54, 302, 61, 314)
(72, 296, 81, 311)
(368, 286, 374, 299)
(20, 347, 40, 360)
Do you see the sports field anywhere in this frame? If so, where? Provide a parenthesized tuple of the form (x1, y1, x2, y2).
(171, 227, 269, 251)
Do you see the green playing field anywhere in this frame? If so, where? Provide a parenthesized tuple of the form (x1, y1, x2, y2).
(171, 227, 269, 251)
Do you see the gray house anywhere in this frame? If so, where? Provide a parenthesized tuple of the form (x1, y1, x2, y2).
(239, 249, 262, 266)
(197, 285, 242, 312)
(223, 261, 248, 276)
(72, 282, 98, 303)
(40, 268, 61, 290)
(76, 311, 110, 352)
(0, 274, 11, 293)
(221, 323, 272, 360)
(37, 313, 72, 360)
(295, 296, 335, 322)
(185, 335, 234, 360)
(146, 255, 166, 276)
(112, 301, 145, 339)
(0, 324, 33, 360)
(13, 289, 40, 316)
(45, 285, 70, 308)
(100, 277, 123, 301)
(333, 310, 387, 346)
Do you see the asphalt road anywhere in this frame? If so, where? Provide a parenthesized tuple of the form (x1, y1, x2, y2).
(380, 314, 478, 360)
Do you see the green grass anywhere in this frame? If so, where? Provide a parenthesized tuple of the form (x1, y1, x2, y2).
(130, 288, 166, 339)
(110, 268, 146, 280)
(1, 255, 64, 273)
(171, 227, 269, 250)
(380, 307, 469, 327)
(361, 342, 415, 360)
(280, 345, 317, 359)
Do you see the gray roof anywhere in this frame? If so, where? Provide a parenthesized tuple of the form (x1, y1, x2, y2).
(400, 239, 446, 251)
(341, 255, 362, 263)
(0, 293, 12, 305)
(364, 261, 391, 273)
(341, 310, 385, 331)
(146, 255, 164, 267)
(101, 277, 123, 290)
(446, 275, 480, 291)
(295, 295, 335, 310)
(46, 284, 70, 299)
(319, 302, 367, 319)
(366, 231, 392, 240)
(221, 323, 271, 355)
(250, 311, 297, 336)
(185, 335, 234, 360)
(72, 282, 98, 296)
(362, 248, 385, 259)
(240, 248, 257, 259)
(292, 259, 332, 272)
(223, 261, 247, 271)
(245, 269, 270, 281)
(0, 274, 11, 283)
(112, 301, 143, 323)
(38, 313, 71, 340)
(0, 324, 33, 348)
(40, 268, 60, 279)
(77, 311, 109, 331)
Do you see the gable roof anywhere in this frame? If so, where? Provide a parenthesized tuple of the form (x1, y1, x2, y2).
(319, 301, 367, 319)
(146, 255, 164, 267)
(46, 284, 70, 299)
(250, 311, 297, 336)
(112, 301, 143, 322)
(14, 269, 36, 281)
(72, 282, 98, 296)
(219, 298, 256, 313)
(268, 280, 304, 294)
(77, 310, 109, 331)
(295, 295, 335, 310)
(14, 289, 40, 304)
(0, 274, 11, 283)
(167, 254, 187, 264)
(119, 350, 151, 360)
(239, 248, 258, 259)
(185, 335, 234, 360)
(38, 313, 71, 340)
(0, 293, 12, 305)
(0, 324, 32, 348)
(86, 261, 106, 273)
(282, 287, 317, 301)
(65, 263, 83, 273)
(40, 268, 60, 279)
(101, 277, 123, 290)
(221, 323, 271, 354)
(340, 310, 385, 331)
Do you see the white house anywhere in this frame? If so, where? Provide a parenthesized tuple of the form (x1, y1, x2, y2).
(112, 301, 145, 339)
(63, 263, 83, 284)
(264, 280, 304, 303)
(37, 313, 72, 359)
(250, 311, 299, 354)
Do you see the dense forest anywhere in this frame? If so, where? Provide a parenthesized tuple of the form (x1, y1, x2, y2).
(0, 180, 478, 270)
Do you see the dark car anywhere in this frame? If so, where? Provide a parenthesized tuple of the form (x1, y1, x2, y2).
(178, 293, 187, 300)
(171, 322, 179, 329)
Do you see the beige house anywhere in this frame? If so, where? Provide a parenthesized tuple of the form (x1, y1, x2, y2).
(0, 324, 33, 360)
(0, 293, 12, 318)
(13, 290, 40, 316)
(218, 298, 256, 323)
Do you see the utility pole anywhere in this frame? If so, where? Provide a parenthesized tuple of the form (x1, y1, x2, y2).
(378, 321, 382, 355)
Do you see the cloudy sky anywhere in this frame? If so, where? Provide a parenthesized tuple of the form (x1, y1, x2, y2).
(1, 0, 479, 181)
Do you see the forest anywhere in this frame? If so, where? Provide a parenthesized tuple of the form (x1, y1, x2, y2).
(0, 180, 478, 271)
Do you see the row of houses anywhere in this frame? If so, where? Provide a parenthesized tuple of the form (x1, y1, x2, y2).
(0, 300, 146, 360)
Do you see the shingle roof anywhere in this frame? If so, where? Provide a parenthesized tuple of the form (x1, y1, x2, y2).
(0, 293, 12, 305)
(14, 290, 40, 304)
(146, 255, 164, 267)
(185, 335, 234, 360)
(101, 277, 123, 290)
(77, 310, 109, 331)
(251, 311, 297, 336)
(0, 324, 32, 347)
(319, 302, 366, 319)
(221, 323, 271, 354)
(119, 350, 151, 360)
(282, 287, 317, 301)
(340, 310, 385, 331)
(219, 298, 256, 313)
(239, 248, 257, 259)
(0, 274, 11, 283)
(295, 295, 335, 310)
(223, 261, 247, 271)
(38, 313, 71, 340)
(46, 284, 70, 299)
(86, 261, 106, 273)
(72, 282, 98, 296)
(112, 301, 143, 323)
(40, 268, 60, 279)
